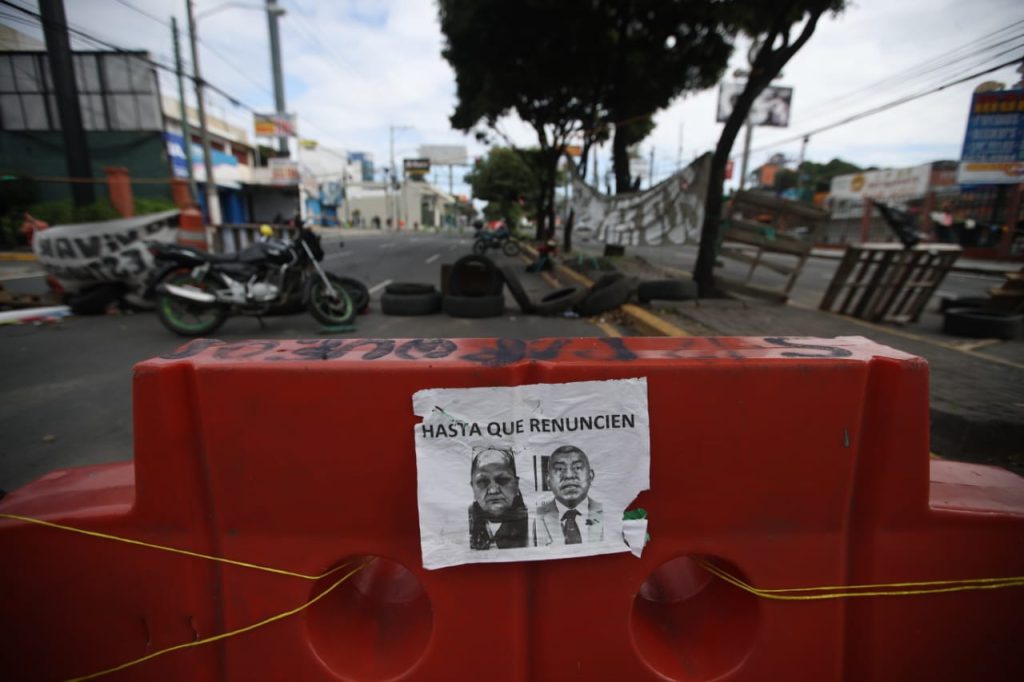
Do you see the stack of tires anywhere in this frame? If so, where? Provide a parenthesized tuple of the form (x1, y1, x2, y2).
(381, 282, 442, 316)
(444, 255, 505, 318)
(379, 255, 701, 322)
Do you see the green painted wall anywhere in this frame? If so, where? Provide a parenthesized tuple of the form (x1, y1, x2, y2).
(0, 130, 173, 202)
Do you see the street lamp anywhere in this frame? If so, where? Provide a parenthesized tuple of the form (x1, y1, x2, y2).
(185, 0, 289, 226)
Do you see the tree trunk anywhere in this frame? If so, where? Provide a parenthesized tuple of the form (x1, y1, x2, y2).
(563, 208, 574, 253)
(693, 109, 751, 294)
(612, 124, 631, 195)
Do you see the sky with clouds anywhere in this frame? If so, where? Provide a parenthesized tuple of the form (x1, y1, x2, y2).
(3, 0, 1023, 196)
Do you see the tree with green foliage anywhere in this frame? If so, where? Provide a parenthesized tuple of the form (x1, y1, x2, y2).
(773, 158, 866, 195)
(439, 1, 606, 239)
(583, 2, 733, 194)
(693, 0, 847, 295)
(439, 0, 737, 242)
(464, 147, 537, 227)
(465, 147, 568, 228)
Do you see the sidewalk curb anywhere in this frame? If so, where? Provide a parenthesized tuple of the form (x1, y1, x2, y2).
(0, 252, 36, 262)
(526, 244, 691, 337)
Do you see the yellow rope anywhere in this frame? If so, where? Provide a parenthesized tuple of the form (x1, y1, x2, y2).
(66, 560, 370, 682)
(4, 512, 1023, 678)
(0, 513, 346, 581)
(696, 559, 1024, 601)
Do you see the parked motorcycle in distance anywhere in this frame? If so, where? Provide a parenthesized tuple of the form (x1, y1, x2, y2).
(472, 223, 521, 257)
(147, 224, 355, 336)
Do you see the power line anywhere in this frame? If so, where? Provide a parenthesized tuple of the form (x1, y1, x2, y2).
(113, 0, 276, 101)
(1, 0, 256, 111)
(740, 55, 1024, 160)
(796, 20, 1024, 122)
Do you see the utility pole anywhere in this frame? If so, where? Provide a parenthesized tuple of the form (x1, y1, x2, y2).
(186, 0, 221, 225)
(648, 147, 655, 189)
(796, 134, 810, 197)
(265, 0, 288, 156)
(389, 129, 396, 228)
(39, 0, 94, 207)
(171, 17, 197, 202)
(389, 125, 412, 228)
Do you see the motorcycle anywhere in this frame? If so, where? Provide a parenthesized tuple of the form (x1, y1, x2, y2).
(472, 225, 521, 257)
(146, 225, 355, 336)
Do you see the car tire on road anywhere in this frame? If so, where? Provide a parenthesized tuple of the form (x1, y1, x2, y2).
(943, 307, 1022, 340)
(637, 279, 698, 303)
(385, 282, 435, 296)
(938, 296, 990, 313)
(449, 255, 502, 297)
(532, 287, 586, 316)
(499, 266, 534, 313)
(576, 276, 636, 317)
(338, 276, 370, 313)
(443, 293, 504, 318)
(381, 289, 442, 316)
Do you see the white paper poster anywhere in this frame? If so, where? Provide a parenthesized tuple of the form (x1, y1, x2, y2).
(413, 378, 650, 570)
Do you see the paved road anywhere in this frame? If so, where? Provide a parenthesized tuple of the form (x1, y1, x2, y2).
(0, 230, 609, 492)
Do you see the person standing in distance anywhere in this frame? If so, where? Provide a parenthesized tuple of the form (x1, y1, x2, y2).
(468, 448, 529, 549)
(535, 445, 603, 545)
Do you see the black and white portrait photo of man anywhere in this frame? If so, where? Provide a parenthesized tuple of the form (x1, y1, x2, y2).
(468, 447, 529, 550)
(535, 445, 604, 546)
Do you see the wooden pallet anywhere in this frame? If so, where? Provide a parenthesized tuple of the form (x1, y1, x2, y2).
(715, 192, 827, 302)
(819, 243, 962, 323)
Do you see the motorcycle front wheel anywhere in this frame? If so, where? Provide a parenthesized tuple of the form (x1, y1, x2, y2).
(154, 269, 228, 337)
(501, 239, 521, 257)
(308, 273, 356, 327)
(471, 239, 488, 255)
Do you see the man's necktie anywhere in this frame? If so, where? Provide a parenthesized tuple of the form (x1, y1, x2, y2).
(562, 509, 582, 544)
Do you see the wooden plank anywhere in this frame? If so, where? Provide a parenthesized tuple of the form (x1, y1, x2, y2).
(819, 248, 860, 312)
(722, 228, 811, 256)
(729, 190, 830, 221)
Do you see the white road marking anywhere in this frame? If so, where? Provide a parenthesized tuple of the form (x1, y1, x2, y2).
(378, 242, 396, 249)
(368, 279, 393, 294)
(425, 253, 440, 264)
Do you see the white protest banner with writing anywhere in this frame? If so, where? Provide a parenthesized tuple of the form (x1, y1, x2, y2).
(412, 378, 650, 570)
(32, 210, 179, 294)
(571, 154, 710, 247)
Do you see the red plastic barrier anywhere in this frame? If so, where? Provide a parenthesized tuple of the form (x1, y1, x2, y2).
(178, 207, 207, 251)
(1, 337, 1022, 681)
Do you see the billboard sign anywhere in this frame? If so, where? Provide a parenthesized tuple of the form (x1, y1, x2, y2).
(404, 158, 431, 178)
(254, 112, 297, 138)
(717, 83, 793, 127)
(828, 164, 932, 219)
(419, 144, 468, 165)
(956, 88, 1024, 184)
(269, 158, 300, 185)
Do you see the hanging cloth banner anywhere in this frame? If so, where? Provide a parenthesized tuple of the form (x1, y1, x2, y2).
(572, 153, 710, 247)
